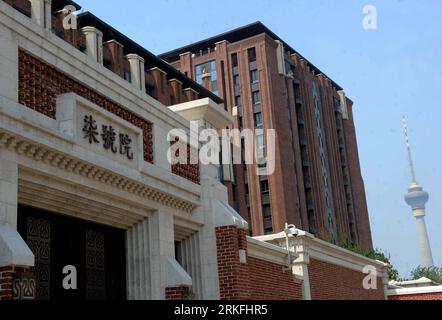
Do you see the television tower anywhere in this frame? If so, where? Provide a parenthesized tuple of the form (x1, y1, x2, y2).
(403, 117, 434, 267)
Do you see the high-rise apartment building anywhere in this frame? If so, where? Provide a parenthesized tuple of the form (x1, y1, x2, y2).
(160, 22, 373, 250)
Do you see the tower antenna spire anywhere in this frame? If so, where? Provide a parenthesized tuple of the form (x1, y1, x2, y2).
(403, 116, 417, 183)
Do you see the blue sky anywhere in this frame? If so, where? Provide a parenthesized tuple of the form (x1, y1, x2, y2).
(79, 0, 442, 278)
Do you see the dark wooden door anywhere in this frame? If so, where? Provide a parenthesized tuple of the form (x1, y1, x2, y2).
(17, 205, 126, 300)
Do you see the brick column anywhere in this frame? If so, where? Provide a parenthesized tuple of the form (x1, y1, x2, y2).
(150, 67, 170, 106)
(0, 265, 14, 300)
(183, 88, 199, 102)
(168, 79, 183, 104)
(216, 225, 250, 300)
(103, 40, 125, 77)
(165, 286, 192, 300)
(0, 266, 34, 300)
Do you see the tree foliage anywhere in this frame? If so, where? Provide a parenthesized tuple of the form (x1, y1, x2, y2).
(339, 237, 400, 281)
(411, 266, 442, 284)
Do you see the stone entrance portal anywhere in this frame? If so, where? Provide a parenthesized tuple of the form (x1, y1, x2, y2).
(17, 205, 126, 300)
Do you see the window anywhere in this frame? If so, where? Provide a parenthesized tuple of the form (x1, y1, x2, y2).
(195, 60, 218, 95)
(260, 180, 269, 194)
(252, 91, 261, 105)
(231, 53, 238, 68)
(248, 47, 256, 62)
(123, 71, 131, 82)
(256, 134, 265, 159)
(250, 69, 259, 84)
(263, 204, 272, 219)
(233, 75, 240, 91)
(175, 241, 183, 266)
(254, 112, 263, 128)
(264, 227, 273, 235)
(210, 60, 218, 96)
(235, 95, 242, 108)
(238, 116, 243, 130)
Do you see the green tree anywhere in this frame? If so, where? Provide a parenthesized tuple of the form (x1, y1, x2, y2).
(339, 237, 400, 281)
(411, 266, 442, 284)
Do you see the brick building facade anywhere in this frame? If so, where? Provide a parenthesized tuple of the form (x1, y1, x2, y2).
(160, 23, 373, 251)
(1, 0, 386, 301)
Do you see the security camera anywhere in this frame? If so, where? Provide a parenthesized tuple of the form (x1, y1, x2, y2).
(284, 224, 299, 237)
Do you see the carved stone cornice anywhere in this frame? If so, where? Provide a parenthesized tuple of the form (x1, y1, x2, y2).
(0, 130, 197, 213)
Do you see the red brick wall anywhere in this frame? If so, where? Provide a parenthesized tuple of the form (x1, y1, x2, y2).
(389, 292, 442, 300)
(308, 258, 385, 300)
(216, 226, 302, 300)
(216, 226, 250, 300)
(248, 257, 303, 300)
(165, 286, 191, 300)
(0, 265, 33, 300)
(0, 266, 14, 300)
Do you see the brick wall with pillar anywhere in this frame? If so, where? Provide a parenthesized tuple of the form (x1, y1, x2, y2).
(216, 225, 250, 300)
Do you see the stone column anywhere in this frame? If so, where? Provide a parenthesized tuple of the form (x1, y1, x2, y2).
(126, 218, 151, 300)
(127, 54, 146, 91)
(81, 26, 103, 64)
(149, 208, 191, 299)
(29, 0, 52, 29)
(0, 157, 34, 300)
(291, 241, 311, 300)
(0, 159, 18, 229)
(44, 0, 52, 30)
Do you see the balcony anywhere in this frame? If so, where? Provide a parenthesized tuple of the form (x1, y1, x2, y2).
(297, 115, 305, 126)
(263, 217, 273, 230)
(302, 159, 310, 167)
(338, 138, 345, 149)
(261, 193, 270, 205)
(336, 120, 343, 130)
(304, 178, 312, 189)
(300, 136, 307, 146)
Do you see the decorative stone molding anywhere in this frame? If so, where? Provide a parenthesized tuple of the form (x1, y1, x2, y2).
(169, 98, 233, 130)
(0, 131, 196, 213)
(256, 230, 388, 274)
(247, 237, 292, 266)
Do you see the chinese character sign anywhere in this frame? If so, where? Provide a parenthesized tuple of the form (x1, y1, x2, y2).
(82, 115, 134, 161)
